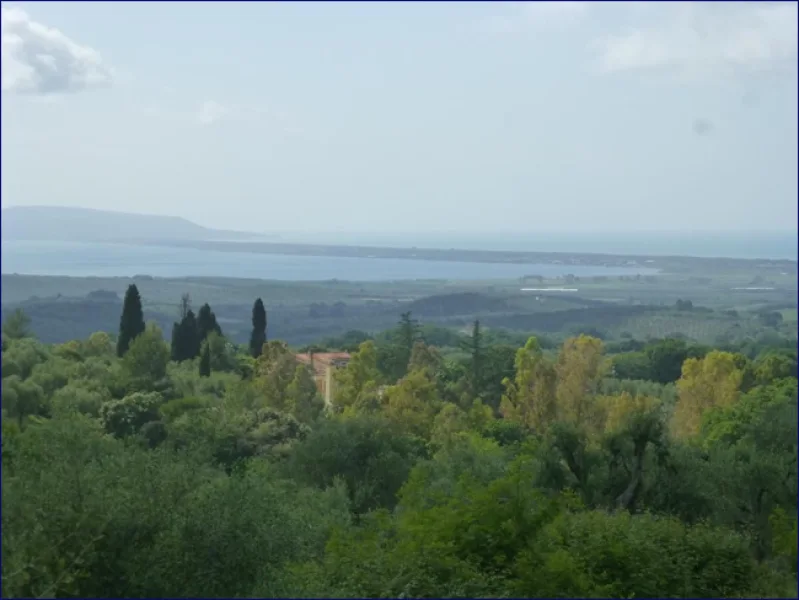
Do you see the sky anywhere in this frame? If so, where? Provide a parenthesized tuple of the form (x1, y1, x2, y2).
(1, 1, 797, 234)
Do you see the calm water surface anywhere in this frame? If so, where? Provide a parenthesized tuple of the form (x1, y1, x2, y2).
(1, 241, 658, 281)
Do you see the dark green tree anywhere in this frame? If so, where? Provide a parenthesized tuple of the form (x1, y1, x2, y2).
(481, 344, 517, 410)
(249, 298, 267, 358)
(179, 293, 191, 320)
(398, 312, 419, 366)
(117, 284, 145, 357)
(460, 319, 485, 399)
(377, 312, 421, 382)
(644, 338, 708, 384)
(2, 308, 31, 340)
(392, 312, 421, 378)
(170, 322, 180, 361)
(171, 310, 199, 362)
(197, 303, 222, 343)
(199, 342, 211, 377)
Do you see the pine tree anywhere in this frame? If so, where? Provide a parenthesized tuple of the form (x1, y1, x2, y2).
(199, 342, 211, 377)
(117, 284, 146, 357)
(250, 298, 267, 358)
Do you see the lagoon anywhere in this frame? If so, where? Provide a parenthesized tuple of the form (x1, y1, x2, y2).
(1, 241, 658, 281)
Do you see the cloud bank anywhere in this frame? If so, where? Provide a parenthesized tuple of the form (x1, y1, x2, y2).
(484, 1, 797, 80)
(1, 5, 114, 95)
(594, 1, 798, 78)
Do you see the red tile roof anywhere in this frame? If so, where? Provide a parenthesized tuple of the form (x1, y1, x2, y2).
(295, 352, 351, 377)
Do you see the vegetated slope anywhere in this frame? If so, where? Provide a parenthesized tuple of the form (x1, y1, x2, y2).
(2, 300, 797, 598)
(0, 297, 174, 344)
(5, 290, 782, 348)
(481, 305, 655, 333)
(399, 292, 512, 317)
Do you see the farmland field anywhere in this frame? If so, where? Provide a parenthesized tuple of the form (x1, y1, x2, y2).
(2, 248, 795, 347)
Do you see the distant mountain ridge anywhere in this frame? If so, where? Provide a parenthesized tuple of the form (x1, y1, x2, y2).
(1, 206, 273, 242)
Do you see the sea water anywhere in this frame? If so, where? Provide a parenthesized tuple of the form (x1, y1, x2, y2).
(1, 240, 661, 281)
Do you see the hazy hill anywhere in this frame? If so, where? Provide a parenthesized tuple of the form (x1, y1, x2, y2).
(1, 205, 272, 243)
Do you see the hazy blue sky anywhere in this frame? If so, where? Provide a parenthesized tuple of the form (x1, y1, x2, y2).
(1, 1, 797, 233)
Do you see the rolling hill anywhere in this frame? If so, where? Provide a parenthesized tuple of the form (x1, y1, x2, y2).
(1, 205, 273, 243)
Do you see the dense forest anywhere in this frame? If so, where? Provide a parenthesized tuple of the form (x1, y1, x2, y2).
(2, 284, 797, 598)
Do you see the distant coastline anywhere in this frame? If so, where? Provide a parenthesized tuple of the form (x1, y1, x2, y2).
(1, 240, 661, 281)
(257, 230, 799, 262)
(116, 238, 796, 274)
(4, 206, 795, 264)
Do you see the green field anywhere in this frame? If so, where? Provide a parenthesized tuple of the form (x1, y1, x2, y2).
(2, 255, 796, 347)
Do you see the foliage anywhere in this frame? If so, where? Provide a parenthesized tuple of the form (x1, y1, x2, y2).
(672, 351, 743, 439)
(281, 415, 427, 516)
(117, 284, 145, 357)
(1, 290, 796, 598)
(100, 391, 164, 438)
(121, 324, 171, 391)
(514, 510, 758, 598)
(332, 340, 382, 415)
(199, 342, 211, 377)
(249, 297, 268, 358)
(2, 307, 31, 340)
(171, 308, 200, 361)
(500, 336, 557, 432)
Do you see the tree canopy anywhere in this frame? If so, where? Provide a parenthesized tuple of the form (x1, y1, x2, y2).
(2, 289, 796, 598)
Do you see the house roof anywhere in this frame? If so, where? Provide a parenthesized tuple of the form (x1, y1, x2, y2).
(295, 352, 351, 377)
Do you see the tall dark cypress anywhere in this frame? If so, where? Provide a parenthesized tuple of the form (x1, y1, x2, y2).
(398, 311, 418, 354)
(249, 298, 267, 358)
(397, 311, 419, 376)
(170, 321, 181, 361)
(197, 303, 222, 343)
(179, 293, 191, 320)
(469, 319, 484, 397)
(458, 318, 485, 397)
(172, 310, 200, 361)
(117, 284, 146, 357)
(199, 342, 211, 377)
(172, 293, 192, 361)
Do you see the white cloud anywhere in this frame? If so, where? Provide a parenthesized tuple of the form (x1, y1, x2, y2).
(480, 2, 796, 82)
(196, 100, 228, 125)
(1, 5, 114, 95)
(594, 2, 798, 78)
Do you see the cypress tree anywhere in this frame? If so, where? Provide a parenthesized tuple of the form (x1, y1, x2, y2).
(117, 284, 146, 357)
(199, 342, 211, 377)
(392, 311, 419, 379)
(179, 293, 191, 320)
(469, 319, 484, 397)
(186, 311, 200, 359)
(398, 311, 419, 357)
(457, 318, 484, 397)
(249, 298, 267, 358)
(172, 293, 193, 361)
(170, 321, 181, 361)
(197, 303, 222, 343)
(172, 310, 200, 361)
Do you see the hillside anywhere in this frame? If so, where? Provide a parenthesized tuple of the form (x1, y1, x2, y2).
(0, 206, 272, 242)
